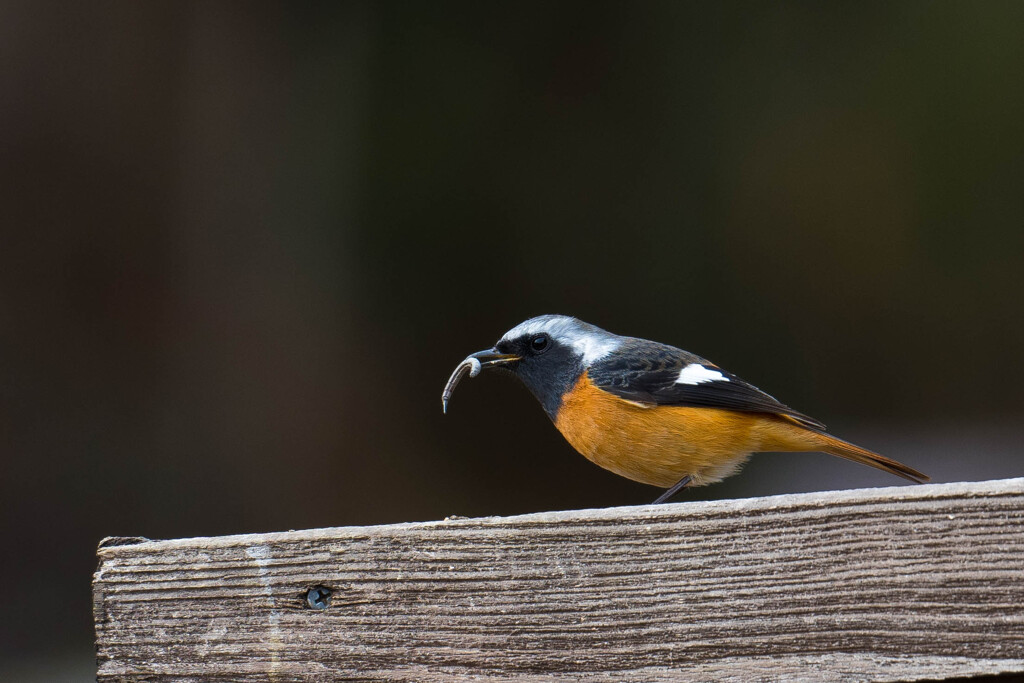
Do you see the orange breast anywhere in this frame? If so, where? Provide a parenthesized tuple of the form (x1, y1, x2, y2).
(553, 372, 814, 487)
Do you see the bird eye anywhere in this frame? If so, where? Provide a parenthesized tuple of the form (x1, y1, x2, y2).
(530, 334, 549, 353)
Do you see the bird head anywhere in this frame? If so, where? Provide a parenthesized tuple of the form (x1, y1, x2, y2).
(442, 315, 621, 418)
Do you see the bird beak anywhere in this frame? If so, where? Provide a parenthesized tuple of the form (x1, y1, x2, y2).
(442, 348, 521, 413)
(468, 348, 522, 367)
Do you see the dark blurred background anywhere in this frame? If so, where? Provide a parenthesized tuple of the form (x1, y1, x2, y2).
(2, 1, 1023, 678)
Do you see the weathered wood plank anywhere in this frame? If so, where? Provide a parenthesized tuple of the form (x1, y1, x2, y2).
(93, 478, 1024, 682)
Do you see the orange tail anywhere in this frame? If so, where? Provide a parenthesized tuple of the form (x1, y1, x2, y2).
(809, 431, 929, 484)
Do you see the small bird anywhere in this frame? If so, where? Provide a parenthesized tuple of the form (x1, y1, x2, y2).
(442, 315, 928, 503)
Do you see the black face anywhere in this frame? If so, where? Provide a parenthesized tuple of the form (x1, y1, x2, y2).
(494, 334, 583, 420)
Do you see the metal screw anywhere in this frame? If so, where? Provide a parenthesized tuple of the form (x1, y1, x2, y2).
(306, 586, 332, 610)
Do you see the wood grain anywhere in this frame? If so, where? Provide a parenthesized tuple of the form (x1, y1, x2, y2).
(93, 478, 1024, 682)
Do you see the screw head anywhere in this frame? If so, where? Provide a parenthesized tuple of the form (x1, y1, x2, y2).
(306, 586, 332, 610)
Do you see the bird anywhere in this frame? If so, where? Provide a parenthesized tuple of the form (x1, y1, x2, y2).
(442, 314, 928, 503)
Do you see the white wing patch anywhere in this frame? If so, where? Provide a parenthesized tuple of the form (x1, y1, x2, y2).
(675, 364, 728, 385)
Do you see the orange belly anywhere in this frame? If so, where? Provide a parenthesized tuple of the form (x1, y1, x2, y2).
(553, 372, 815, 487)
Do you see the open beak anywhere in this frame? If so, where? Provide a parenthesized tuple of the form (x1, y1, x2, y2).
(441, 348, 521, 413)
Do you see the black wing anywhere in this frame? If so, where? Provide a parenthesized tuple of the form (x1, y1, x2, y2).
(588, 338, 826, 431)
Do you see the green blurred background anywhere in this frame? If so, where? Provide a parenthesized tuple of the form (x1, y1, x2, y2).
(2, 1, 1023, 678)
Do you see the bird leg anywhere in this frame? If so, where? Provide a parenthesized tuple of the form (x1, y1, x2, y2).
(652, 474, 693, 504)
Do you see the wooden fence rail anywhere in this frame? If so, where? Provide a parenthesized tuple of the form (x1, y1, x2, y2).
(93, 478, 1024, 682)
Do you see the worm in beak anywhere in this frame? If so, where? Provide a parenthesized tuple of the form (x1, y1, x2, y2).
(441, 349, 520, 413)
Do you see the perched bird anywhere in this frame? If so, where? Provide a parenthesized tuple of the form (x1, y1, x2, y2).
(442, 315, 928, 503)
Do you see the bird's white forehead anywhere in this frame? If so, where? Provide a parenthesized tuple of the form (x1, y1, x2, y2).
(500, 315, 620, 365)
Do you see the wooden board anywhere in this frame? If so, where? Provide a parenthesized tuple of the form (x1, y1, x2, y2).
(93, 478, 1024, 682)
